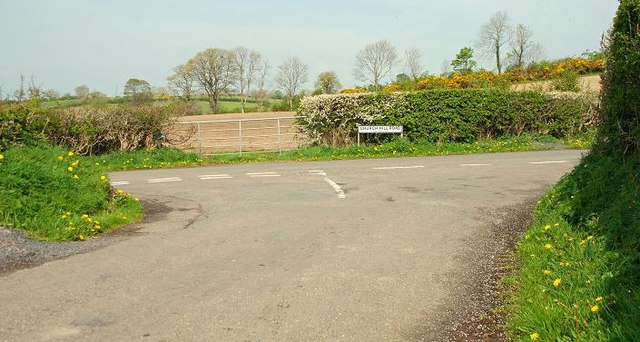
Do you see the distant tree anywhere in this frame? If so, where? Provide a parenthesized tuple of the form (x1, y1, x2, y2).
(124, 78, 152, 103)
(13, 75, 26, 102)
(276, 57, 308, 110)
(404, 48, 423, 80)
(476, 11, 513, 74)
(507, 24, 543, 69)
(451, 47, 478, 74)
(314, 71, 342, 94)
(354, 40, 398, 89)
(167, 63, 196, 101)
(188, 48, 237, 113)
(441, 60, 453, 76)
(42, 89, 60, 101)
(27, 76, 41, 100)
(74, 84, 90, 101)
(232, 46, 265, 113)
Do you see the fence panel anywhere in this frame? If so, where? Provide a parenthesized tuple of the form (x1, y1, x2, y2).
(167, 116, 306, 155)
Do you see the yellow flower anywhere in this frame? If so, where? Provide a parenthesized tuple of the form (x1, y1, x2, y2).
(553, 278, 562, 287)
(73, 174, 79, 180)
(0, 154, 4, 160)
(554, 223, 560, 227)
(81, 214, 89, 219)
(117, 189, 125, 195)
(530, 332, 540, 341)
(71, 160, 79, 167)
(100, 175, 107, 181)
(587, 236, 594, 241)
(68, 151, 74, 157)
(596, 296, 604, 303)
(57, 156, 64, 161)
(67, 166, 74, 172)
(543, 270, 552, 276)
(544, 224, 551, 231)
(544, 243, 553, 250)
(591, 305, 599, 313)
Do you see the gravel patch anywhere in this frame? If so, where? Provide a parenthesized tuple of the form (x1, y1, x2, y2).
(0, 199, 170, 276)
(409, 195, 537, 341)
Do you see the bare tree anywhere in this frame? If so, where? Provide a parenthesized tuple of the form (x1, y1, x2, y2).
(315, 71, 342, 94)
(167, 63, 196, 101)
(476, 11, 513, 74)
(253, 60, 271, 110)
(353, 40, 398, 88)
(232, 47, 265, 113)
(75, 84, 90, 100)
(507, 24, 544, 69)
(276, 57, 308, 110)
(13, 75, 26, 102)
(188, 48, 237, 113)
(404, 48, 423, 81)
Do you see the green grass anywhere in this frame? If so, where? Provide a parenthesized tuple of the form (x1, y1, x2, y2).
(505, 151, 640, 341)
(0, 145, 142, 241)
(89, 135, 559, 172)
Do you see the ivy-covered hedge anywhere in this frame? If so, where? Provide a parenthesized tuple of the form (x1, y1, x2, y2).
(298, 90, 598, 145)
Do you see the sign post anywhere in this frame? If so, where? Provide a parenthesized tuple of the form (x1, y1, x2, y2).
(357, 125, 404, 145)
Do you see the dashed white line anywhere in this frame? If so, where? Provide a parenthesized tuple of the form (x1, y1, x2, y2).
(460, 163, 492, 167)
(529, 160, 568, 165)
(110, 181, 130, 186)
(372, 166, 424, 170)
(148, 177, 182, 184)
(247, 172, 281, 178)
(308, 170, 327, 176)
(199, 174, 233, 180)
(324, 177, 346, 199)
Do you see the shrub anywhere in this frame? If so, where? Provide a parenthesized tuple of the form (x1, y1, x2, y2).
(0, 103, 48, 150)
(298, 90, 597, 145)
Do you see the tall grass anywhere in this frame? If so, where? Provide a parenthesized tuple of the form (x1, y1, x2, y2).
(0, 145, 142, 241)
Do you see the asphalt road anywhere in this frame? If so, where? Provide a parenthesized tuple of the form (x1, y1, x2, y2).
(0, 150, 583, 341)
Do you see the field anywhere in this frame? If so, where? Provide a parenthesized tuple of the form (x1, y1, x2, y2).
(511, 74, 601, 93)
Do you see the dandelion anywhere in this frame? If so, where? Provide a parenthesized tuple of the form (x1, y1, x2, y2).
(57, 156, 64, 161)
(596, 296, 604, 303)
(591, 305, 599, 313)
(553, 278, 562, 287)
(117, 189, 125, 195)
(544, 243, 553, 250)
(68, 151, 74, 157)
(544, 224, 551, 231)
(81, 214, 89, 219)
(100, 175, 107, 181)
(67, 166, 74, 172)
(530, 332, 540, 341)
(554, 223, 560, 227)
(543, 270, 552, 276)
(587, 235, 594, 241)
(71, 160, 79, 167)
(73, 174, 79, 180)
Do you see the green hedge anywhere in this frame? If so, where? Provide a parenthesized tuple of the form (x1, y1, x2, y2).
(298, 89, 598, 145)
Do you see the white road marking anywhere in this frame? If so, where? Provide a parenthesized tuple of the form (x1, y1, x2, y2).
(324, 177, 346, 199)
(372, 166, 424, 170)
(460, 163, 492, 167)
(148, 177, 182, 184)
(199, 174, 233, 180)
(110, 181, 130, 186)
(247, 172, 281, 178)
(308, 170, 327, 176)
(529, 160, 568, 165)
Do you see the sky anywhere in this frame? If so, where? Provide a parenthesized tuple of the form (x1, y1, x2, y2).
(0, 0, 618, 97)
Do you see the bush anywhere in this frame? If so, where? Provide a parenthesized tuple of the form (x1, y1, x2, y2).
(1, 102, 193, 155)
(298, 90, 598, 145)
(552, 70, 580, 92)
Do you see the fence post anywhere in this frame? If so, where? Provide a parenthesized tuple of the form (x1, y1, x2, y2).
(239, 120, 243, 155)
(197, 122, 202, 154)
(277, 118, 282, 154)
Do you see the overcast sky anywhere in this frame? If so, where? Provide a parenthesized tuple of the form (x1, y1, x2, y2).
(0, 0, 618, 96)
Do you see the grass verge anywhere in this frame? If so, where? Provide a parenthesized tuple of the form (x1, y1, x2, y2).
(0, 145, 142, 241)
(505, 151, 640, 341)
(91, 135, 579, 172)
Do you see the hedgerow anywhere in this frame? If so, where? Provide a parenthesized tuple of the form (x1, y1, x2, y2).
(298, 89, 598, 145)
